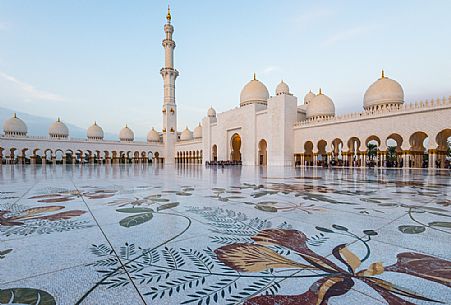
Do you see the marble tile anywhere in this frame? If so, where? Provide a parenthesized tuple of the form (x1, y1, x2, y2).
(0, 264, 145, 305)
(1, 165, 449, 305)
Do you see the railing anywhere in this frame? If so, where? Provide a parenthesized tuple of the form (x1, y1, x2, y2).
(294, 96, 451, 127)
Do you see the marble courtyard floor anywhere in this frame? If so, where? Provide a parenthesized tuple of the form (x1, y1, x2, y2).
(0, 165, 450, 305)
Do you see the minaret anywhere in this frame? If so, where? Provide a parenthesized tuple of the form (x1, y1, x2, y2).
(160, 6, 179, 164)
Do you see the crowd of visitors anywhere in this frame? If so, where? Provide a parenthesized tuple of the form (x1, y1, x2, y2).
(205, 160, 242, 167)
(296, 158, 450, 168)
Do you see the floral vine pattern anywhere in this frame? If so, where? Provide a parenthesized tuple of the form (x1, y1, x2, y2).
(87, 207, 451, 304)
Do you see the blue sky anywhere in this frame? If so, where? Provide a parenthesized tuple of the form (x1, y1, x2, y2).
(0, 0, 450, 137)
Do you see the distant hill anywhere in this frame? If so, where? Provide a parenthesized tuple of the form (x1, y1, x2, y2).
(0, 107, 119, 140)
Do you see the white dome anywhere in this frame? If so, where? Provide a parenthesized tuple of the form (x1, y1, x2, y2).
(207, 107, 216, 117)
(304, 90, 316, 105)
(119, 125, 134, 142)
(49, 118, 69, 138)
(180, 127, 193, 141)
(275, 80, 290, 96)
(193, 123, 202, 139)
(147, 127, 160, 142)
(240, 74, 269, 107)
(3, 113, 27, 137)
(306, 90, 335, 119)
(87, 122, 104, 140)
(364, 71, 404, 110)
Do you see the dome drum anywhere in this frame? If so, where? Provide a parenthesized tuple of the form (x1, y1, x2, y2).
(363, 71, 404, 111)
(306, 90, 336, 120)
(180, 127, 193, 141)
(193, 123, 202, 139)
(49, 118, 69, 139)
(275, 81, 291, 96)
(3, 114, 28, 137)
(87, 122, 104, 141)
(240, 74, 269, 107)
(147, 128, 161, 143)
(207, 107, 216, 118)
(119, 125, 134, 142)
(304, 91, 316, 105)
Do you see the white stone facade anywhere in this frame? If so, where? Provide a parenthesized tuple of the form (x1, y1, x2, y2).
(1, 10, 450, 168)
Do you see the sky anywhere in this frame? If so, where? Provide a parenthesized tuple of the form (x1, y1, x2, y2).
(0, 0, 450, 137)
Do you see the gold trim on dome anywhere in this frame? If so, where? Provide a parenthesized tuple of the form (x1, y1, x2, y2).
(170, 127, 175, 132)
(162, 128, 166, 132)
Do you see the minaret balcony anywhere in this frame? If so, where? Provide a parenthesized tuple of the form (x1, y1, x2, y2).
(162, 39, 175, 48)
(160, 67, 179, 77)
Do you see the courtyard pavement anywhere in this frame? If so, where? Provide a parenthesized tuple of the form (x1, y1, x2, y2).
(0, 165, 450, 305)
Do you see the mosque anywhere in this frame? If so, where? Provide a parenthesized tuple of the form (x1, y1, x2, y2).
(1, 8, 450, 168)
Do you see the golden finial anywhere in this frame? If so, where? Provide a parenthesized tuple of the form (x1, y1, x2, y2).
(166, 5, 171, 22)
(57, 117, 60, 122)
(13, 112, 16, 118)
(94, 121, 97, 125)
(381, 69, 385, 78)
(253, 72, 256, 80)
(125, 123, 128, 128)
(319, 88, 322, 95)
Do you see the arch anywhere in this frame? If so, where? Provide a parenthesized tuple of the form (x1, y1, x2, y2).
(154, 151, 160, 163)
(331, 138, 343, 164)
(347, 137, 362, 167)
(211, 145, 218, 162)
(230, 133, 241, 161)
(55, 149, 64, 163)
(30, 148, 42, 165)
(44, 149, 53, 163)
(133, 151, 140, 163)
(303, 141, 314, 165)
(65, 150, 74, 164)
(435, 129, 451, 151)
(385, 133, 403, 167)
(84, 150, 92, 163)
(258, 139, 267, 166)
(317, 140, 328, 165)
(365, 135, 381, 147)
(76, 150, 83, 163)
(347, 137, 361, 153)
(409, 131, 429, 168)
(365, 135, 381, 166)
(435, 129, 451, 168)
(8, 147, 17, 164)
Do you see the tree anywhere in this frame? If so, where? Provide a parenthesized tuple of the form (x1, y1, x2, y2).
(367, 143, 377, 160)
(386, 146, 397, 163)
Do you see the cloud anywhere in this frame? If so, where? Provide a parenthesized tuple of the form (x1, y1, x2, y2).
(322, 26, 376, 46)
(0, 71, 65, 102)
(262, 65, 281, 75)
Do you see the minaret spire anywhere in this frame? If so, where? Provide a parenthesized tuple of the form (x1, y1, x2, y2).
(160, 6, 179, 164)
(166, 5, 171, 22)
